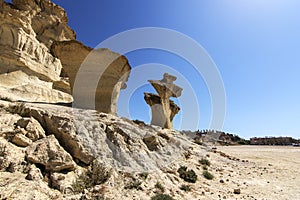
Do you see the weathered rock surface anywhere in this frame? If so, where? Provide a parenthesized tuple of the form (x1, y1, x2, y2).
(51, 40, 131, 114)
(12, 132, 32, 147)
(50, 171, 77, 193)
(0, 70, 73, 103)
(26, 135, 76, 172)
(0, 137, 27, 172)
(25, 164, 43, 181)
(0, 0, 73, 103)
(4, 100, 190, 171)
(16, 117, 46, 141)
(144, 93, 180, 126)
(0, 172, 61, 199)
(0, 108, 22, 134)
(145, 73, 182, 129)
(0, 0, 132, 114)
(0, 100, 219, 200)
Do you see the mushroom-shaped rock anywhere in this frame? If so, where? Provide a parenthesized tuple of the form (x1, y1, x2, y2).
(145, 73, 182, 129)
(144, 93, 180, 128)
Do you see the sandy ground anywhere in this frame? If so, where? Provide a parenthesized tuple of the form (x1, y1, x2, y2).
(102, 145, 300, 200)
(214, 145, 300, 200)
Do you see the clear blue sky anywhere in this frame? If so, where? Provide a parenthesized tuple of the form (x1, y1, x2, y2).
(51, 0, 300, 139)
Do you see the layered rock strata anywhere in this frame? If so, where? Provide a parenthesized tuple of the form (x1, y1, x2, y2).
(0, 0, 74, 103)
(0, 0, 131, 114)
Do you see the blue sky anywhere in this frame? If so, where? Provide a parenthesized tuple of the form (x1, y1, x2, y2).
(51, 0, 300, 139)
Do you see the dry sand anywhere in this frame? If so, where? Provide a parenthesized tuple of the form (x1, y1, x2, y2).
(213, 145, 300, 200)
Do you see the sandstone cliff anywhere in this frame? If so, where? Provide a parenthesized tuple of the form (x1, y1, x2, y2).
(0, 0, 131, 111)
(0, 0, 75, 103)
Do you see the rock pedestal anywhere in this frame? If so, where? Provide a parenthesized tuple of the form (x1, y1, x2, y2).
(144, 73, 182, 129)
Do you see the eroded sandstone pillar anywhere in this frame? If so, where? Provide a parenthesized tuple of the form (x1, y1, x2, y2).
(144, 73, 182, 129)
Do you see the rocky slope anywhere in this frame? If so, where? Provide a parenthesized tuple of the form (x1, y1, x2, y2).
(0, 99, 201, 199)
(2, 100, 297, 200)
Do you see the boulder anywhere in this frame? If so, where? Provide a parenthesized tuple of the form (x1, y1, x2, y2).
(26, 135, 76, 172)
(16, 117, 46, 141)
(50, 171, 77, 193)
(143, 134, 161, 151)
(0, 137, 27, 172)
(12, 132, 32, 147)
(0, 110, 22, 134)
(25, 164, 43, 181)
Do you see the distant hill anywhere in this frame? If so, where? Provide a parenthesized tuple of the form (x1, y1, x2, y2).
(181, 130, 250, 145)
(250, 136, 300, 146)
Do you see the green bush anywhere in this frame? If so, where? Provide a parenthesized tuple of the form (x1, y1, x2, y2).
(124, 180, 142, 190)
(202, 170, 214, 180)
(180, 184, 191, 191)
(72, 160, 111, 193)
(151, 194, 175, 200)
(155, 182, 165, 193)
(91, 161, 112, 185)
(177, 166, 197, 183)
(139, 172, 149, 180)
(199, 158, 211, 166)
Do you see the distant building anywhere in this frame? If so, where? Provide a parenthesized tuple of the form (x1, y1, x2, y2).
(250, 137, 294, 145)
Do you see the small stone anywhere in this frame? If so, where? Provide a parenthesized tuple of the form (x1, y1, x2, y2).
(233, 188, 241, 194)
(12, 133, 32, 147)
(220, 179, 224, 183)
(26, 135, 76, 172)
(25, 164, 43, 181)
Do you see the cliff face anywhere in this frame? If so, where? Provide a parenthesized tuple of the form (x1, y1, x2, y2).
(0, 0, 131, 112)
(0, 0, 74, 103)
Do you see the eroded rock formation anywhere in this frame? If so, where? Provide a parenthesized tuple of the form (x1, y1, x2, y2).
(51, 41, 131, 114)
(144, 73, 182, 129)
(0, 0, 131, 115)
(0, 0, 74, 103)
